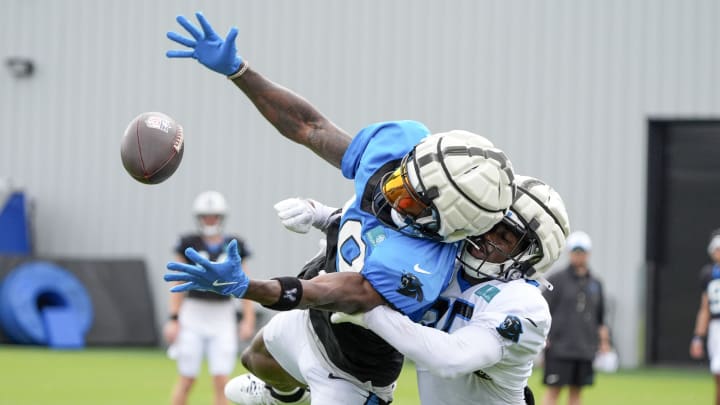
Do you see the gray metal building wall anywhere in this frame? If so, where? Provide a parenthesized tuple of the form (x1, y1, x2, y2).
(2, 0, 719, 367)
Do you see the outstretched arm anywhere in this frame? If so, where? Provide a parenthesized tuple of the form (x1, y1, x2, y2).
(230, 68, 350, 168)
(243, 272, 385, 314)
(164, 239, 385, 314)
(166, 12, 351, 168)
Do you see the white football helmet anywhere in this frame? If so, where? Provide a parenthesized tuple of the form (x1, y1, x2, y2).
(192, 190, 228, 237)
(378, 130, 516, 242)
(708, 229, 720, 256)
(459, 175, 570, 283)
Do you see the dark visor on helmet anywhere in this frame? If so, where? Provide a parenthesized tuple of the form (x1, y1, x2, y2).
(381, 164, 429, 218)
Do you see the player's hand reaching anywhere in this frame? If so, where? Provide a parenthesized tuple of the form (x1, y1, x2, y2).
(166, 12, 243, 76)
(274, 198, 338, 233)
(165, 239, 249, 297)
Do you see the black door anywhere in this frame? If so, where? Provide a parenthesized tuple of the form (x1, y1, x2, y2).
(647, 120, 720, 365)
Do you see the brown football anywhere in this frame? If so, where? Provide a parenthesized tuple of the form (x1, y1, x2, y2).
(120, 112, 184, 184)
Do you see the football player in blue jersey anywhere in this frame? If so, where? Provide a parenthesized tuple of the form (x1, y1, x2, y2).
(331, 176, 570, 405)
(165, 12, 515, 405)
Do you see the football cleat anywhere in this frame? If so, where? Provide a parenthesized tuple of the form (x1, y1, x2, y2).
(224, 373, 310, 405)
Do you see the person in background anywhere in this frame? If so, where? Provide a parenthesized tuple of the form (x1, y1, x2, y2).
(690, 229, 720, 405)
(164, 190, 256, 405)
(542, 231, 611, 405)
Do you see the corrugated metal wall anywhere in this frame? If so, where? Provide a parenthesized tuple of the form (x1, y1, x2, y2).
(2, 0, 719, 367)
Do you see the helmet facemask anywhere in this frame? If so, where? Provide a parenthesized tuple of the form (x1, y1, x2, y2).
(375, 153, 444, 240)
(459, 175, 571, 289)
(458, 211, 541, 281)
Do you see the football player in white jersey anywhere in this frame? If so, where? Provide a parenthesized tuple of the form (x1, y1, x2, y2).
(164, 191, 256, 405)
(691, 229, 720, 405)
(333, 176, 570, 404)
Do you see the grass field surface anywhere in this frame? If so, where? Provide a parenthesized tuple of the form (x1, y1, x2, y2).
(0, 345, 713, 404)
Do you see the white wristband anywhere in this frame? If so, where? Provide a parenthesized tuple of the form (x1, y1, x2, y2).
(228, 61, 249, 80)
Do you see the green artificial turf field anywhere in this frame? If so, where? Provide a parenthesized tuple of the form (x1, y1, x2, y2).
(0, 346, 713, 404)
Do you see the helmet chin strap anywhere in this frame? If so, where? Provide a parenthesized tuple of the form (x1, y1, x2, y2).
(535, 275, 554, 291)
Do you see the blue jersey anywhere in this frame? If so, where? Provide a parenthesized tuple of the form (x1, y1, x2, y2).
(307, 121, 461, 387)
(338, 120, 460, 321)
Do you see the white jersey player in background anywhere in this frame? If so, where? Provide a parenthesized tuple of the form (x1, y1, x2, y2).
(333, 176, 570, 404)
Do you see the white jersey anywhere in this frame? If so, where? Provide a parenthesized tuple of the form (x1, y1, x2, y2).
(364, 267, 551, 405)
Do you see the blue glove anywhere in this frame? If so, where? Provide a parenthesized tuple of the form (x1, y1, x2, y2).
(166, 12, 243, 76)
(164, 239, 249, 297)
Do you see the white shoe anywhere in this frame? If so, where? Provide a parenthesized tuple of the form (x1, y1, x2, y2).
(224, 374, 310, 405)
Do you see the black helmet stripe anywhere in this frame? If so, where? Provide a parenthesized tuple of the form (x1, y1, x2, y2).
(425, 137, 510, 213)
(516, 181, 566, 236)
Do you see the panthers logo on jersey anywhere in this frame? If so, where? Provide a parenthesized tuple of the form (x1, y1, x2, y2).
(496, 315, 523, 343)
(397, 272, 424, 302)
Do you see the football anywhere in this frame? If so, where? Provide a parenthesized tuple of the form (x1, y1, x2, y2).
(120, 112, 184, 184)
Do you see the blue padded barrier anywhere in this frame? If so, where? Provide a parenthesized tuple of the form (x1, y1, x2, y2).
(42, 307, 86, 348)
(0, 261, 93, 347)
(0, 192, 32, 255)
